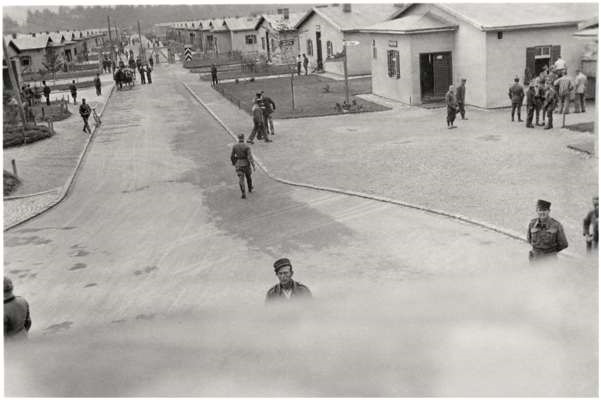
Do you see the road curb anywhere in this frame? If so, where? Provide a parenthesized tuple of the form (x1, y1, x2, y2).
(4, 83, 116, 232)
(181, 80, 583, 261)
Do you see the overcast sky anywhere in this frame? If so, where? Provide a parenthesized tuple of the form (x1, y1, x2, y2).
(4, 6, 60, 24)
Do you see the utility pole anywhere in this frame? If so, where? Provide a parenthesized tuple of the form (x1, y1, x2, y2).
(107, 15, 115, 66)
(289, 65, 295, 111)
(343, 43, 349, 105)
(3, 36, 28, 130)
(137, 20, 145, 61)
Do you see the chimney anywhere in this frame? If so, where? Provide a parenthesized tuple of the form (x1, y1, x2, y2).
(283, 8, 289, 19)
(343, 3, 352, 12)
(31, 33, 36, 37)
(12, 33, 17, 39)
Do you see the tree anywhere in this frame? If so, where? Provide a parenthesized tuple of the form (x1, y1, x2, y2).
(3, 16, 21, 34)
(41, 49, 64, 84)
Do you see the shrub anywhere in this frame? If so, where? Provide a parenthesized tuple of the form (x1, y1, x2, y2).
(4, 170, 20, 196)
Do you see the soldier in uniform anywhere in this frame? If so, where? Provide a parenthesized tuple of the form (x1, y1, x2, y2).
(527, 199, 569, 262)
(456, 78, 467, 120)
(583, 196, 599, 252)
(230, 134, 255, 199)
(69, 80, 78, 104)
(265, 258, 312, 303)
(445, 85, 458, 129)
(543, 80, 558, 129)
(4, 277, 32, 340)
(508, 76, 524, 122)
(260, 90, 276, 135)
(525, 81, 536, 128)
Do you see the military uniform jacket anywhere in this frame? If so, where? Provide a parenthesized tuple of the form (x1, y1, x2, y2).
(508, 83, 524, 103)
(4, 295, 31, 339)
(265, 280, 312, 303)
(43, 85, 51, 96)
(445, 91, 457, 109)
(583, 209, 598, 239)
(79, 103, 91, 118)
(456, 85, 466, 103)
(230, 142, 253, 167)
(527, 217, 569, 255)
(69, 84, 77, 95)
(543, 87, 558, 109)
(526, 87, 536, 107)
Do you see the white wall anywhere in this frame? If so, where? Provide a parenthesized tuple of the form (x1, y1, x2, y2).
(371, 33, 413, 103)
(344, 32, 375, 75)
(298, 12, 343, 71)
(485, 25, 589, 108)
(231, 30, 264, 55)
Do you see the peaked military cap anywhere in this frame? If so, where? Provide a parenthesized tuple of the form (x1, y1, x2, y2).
(537, 199, 551, 210)
(237, 133, 244, 140)
(273, 258, 292, 272)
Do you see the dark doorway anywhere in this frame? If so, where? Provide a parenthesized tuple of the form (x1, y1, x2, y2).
(316, 31, 323, 70)
(266, 31, 271, 61)
(420, 52, 452, 102)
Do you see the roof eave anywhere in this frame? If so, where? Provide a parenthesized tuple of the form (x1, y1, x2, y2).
(359, 26, 458, 35)
(481, 21, 581, 31)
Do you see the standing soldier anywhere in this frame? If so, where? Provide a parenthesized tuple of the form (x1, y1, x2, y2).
(42, 81, 51, 106)
(543, 80, 557, 130)
(261, 90, 276, 136)
(93, 73, 102, 96)
(554, 70, 573, 115)
(265, 258, 312, 304)
(527, 199, 569, 262)
(145, 64, 152, 84)
(79, 98, 92, 134)
(69, 80, 78, 104)
(211, 64, 218, 87)
(534, 78, 545, 126)
(230, 134, 256, 199)
(445, 85, 458, 129)
(508, 76, 524, 122)
(303, 53, 309, 75)
(456, 78, 467, 120)
(149, 55, 154, 69)
(4, 277, 32, 340)
(583, 196, 599, 252)
(574, 69, 587, 113)
(296, 55, 302, 76)
(525, 81, 536, 128)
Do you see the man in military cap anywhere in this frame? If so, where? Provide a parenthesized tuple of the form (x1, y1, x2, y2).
(527, 199, 569, 262)
(266, 258, 312, 303)
(230, 133, 255, 199)
(456, 78, 467, 120)
(4, 277, 32, 340)
(508, 76, 524, 122)
(583, 196, 599, 252)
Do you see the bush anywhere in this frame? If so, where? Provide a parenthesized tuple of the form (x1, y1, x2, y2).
(3, 124, 53, 148)
(4, 170, 20, 196)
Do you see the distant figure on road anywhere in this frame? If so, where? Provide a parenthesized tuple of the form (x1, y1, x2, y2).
(525, 81, 536, 128)
(145, 65, 152, 84)
(456, 78, 467, 120)
(574, 69, 587, 113)
(303, 54, 309, 75)
(79, 98, 92, 134)
(211, 64, 218, 87)
(260, 90, 276, 135)
(266, 258, 312, 304)
(42, 81, 51, 106)
(69, 80, 78, 104)
(4, 277, 31, 340)
(155, 52, 160, 65)
(527, 199, 568, 262)
(139, 65, 146, 84)
(149, 56, 154, 69)
(583, 196, 599, 252)
(508, 76, 524, 122)
(543, 80, 557, 130)
(128, 57, 137, 77)
(94, 73, 102, 96)
(297, 55, 302, 76)
(230, 133, 255, 199)
(445, 85, 458, 129)
(114, 68, 124, 90)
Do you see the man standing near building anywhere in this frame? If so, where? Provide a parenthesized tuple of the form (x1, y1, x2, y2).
(543, 80, 557, 130)
(79, 98, 92, 134)
(574, 69, 587, 113)
(303, 54, 309, 75)
(4, 277, 32, 340)
(534, 78, 546, 126)
(508, 77, 524, 122)
(69, 80, 78, 104)
(525, 81, 536, 128)
(527, 199, 568, 262)
(554, 70, 573, 115)
(261, 90, 276, 136)
(42, 81, 51, 106)
(297, 55, 302, 76)
(211, 64, 218, 87)
(94, 73, 102, 96)
(456, 78, 467, 120)
(445, 85, 458, 129)
(265, 258, 312, 303)
(230, 133, 255, 199)
(583, 196, 599, 252)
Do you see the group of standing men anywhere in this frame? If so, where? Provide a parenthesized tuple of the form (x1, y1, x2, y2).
(248, 91, 276, 144)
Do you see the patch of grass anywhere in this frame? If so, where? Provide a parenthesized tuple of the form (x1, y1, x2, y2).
(216, 75, 390, 119)
(3, 124, 53, 148)
(4, 103, 71, 125)
(200, 64, 294, 81)
(3, 170, 20, 196)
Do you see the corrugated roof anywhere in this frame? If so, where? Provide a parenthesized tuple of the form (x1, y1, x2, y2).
(361, 11, 458, 33)
(225, 16, 260, 31)
(261, 12, 305, 31)
(297, 4, 401, 31)
(211, 18, 229, 32)
(402, 3, 598, 31)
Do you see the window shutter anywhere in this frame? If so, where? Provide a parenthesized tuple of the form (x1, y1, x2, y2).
(395, 51, 400, 79)
(387, 50, 393, 77)
(550, 45, 561, 64)
(525, 47, 536, 84)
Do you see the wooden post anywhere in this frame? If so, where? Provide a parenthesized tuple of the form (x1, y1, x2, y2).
(11, 159, 18, 178)
(290, 69, 295, 111)
(343, 43, 350, 105)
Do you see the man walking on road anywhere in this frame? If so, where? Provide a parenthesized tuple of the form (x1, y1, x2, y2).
(231, 134, 256, 199)
(211, 64, 218, 86)
(583, 196, 599, 252)
(508, 77, 524, 122)
(527, 199, 568, 262)
(445, 85, 458, 129)
(456, 78, 467, 120)
(42, 81, 51, 106)
(4, 277, 32, 340)
(266, 258, 312, 304)
(261, 91, 276, 135)
(94, 73, 102, 96)
(79, 98, 92, 134)
(69, 80, 78, 104)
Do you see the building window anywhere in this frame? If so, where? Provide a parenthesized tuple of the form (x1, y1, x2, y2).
(261, 37, 265, 50)
(387, 50, 400, 79)
(535, 46, 551, 57)
(207, 35, 214, 50)
(372, 39, 377, 59)
(20, 56, 31, 67)
(245, 34, 257, 45)
(326, 41, 333, 57)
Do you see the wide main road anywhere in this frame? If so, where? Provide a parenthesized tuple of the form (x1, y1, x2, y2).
(4, 64, 596, 396)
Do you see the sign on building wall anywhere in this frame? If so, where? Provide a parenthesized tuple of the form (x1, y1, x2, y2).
(388, 40, 398, 48)
(279, 39, 295, 47)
